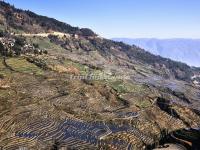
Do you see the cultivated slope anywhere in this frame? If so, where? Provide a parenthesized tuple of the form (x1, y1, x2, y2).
(0, 1, 200, 150)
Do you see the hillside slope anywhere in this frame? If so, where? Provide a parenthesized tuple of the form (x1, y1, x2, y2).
(0, 1, 198, 82)
(0, 1, 200, 150)
(113, 38, 200, 67)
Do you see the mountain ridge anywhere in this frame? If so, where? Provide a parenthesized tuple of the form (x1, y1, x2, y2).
(112, 38, 200, 67)
(0, 1, 200, 149)
(0, 1, 198, 82)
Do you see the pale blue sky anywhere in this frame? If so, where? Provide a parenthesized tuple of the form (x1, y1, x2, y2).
(5, 0, 200, 38)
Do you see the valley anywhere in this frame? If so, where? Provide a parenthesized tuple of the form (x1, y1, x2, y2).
(0, 1, 200, 150)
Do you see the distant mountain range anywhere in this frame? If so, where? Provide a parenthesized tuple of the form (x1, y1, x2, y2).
(1, 0, 197, 82)
(112, 38, 200, 67)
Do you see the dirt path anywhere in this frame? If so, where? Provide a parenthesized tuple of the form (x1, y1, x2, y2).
(15, 32, 70, 38)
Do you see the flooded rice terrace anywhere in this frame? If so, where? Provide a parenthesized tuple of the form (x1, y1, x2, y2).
(12, 118, 154, 149)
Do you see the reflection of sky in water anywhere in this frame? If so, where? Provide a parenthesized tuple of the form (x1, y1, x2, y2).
(15, 118, 135, 148)
(133, 74, 200, 101)
(134, 75, 181, 91)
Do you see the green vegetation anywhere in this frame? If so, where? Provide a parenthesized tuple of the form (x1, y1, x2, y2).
(26, 37, 63, 51)
(13, 36, 26, 55)
(108, 80, 146, 94)
(0, 0, 194, 82)
(0, 36, 26, 56)
(0, 29, 4, 37)
(0, 42, 6, 56)
(0, 1, 200, 150)
(135, 99, 152, 108)
(108, 80, 128, 93)
(6, 57, 44, 75)
(1, 2, 96, 36)
(0, 24, 5, 31)
(62, 59, 89, 75)
(80, 28, 96, 37)
(0, 58, 5, 69)
(0, 57, 11, 76)
(0, 89, 15, 101)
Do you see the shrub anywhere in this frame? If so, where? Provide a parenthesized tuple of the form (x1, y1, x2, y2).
(15, 36, 25, 46)
(0, 30, 4, 37)
(0, 42, 6, 56)
(80, 28, 96, 37)
(33, 43, 39, 48)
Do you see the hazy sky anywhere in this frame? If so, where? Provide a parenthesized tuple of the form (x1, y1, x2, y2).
(4, 0, 200, 38)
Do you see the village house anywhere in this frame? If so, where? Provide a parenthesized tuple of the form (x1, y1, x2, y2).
(0, 37, 15, 48)
(0, 38, 16, 55)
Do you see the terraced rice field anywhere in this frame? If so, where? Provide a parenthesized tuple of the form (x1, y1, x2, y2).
(0, 116, 155, 150)
(1, 56, 200, 150)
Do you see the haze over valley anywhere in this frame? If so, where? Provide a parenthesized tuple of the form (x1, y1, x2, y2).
(113, 38, 200, 67)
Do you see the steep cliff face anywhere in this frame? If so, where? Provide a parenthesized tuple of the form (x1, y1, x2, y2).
(0, 1, 200, 150)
